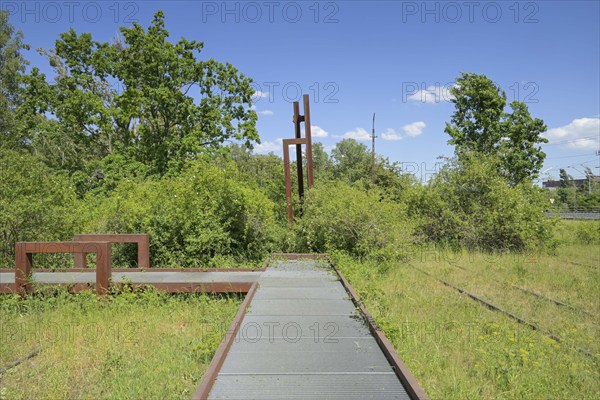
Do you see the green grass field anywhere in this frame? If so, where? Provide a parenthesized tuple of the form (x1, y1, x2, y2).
(334, 220, 599, 399)
(0, 289, 240, 399)
(0, 220, 598, 399)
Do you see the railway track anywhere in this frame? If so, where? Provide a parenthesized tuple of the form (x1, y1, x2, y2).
(408, 263, 597, 360)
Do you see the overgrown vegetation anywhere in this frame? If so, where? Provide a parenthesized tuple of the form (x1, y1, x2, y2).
(332, 220, 599, 399)
(0, 288, 241, 399)
(0, 10, 572, 268)
(290, 180, 414, 259)
(1, 10, 598, 399)
(549, 167, 600, 210)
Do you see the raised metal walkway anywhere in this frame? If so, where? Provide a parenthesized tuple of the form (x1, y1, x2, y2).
(196, 258, 426, 400)
(0, 255, 427, 399)
(0, 270, 262, 293)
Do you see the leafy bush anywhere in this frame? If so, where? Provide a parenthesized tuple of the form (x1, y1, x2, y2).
(292, 181, 414, 259)
(71, 152, 150, 198)
(80, 160, 280, 266)
(0, 149, 78, 267)
(575, 221, 600, 245)
(410, 153, 554, 252)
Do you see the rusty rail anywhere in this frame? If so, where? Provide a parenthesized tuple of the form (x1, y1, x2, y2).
(328, 257, 429, 400)
(410, 264, 597, 359)
(192, 282, 258, 400)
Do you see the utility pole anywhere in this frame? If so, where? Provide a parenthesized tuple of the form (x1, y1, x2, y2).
(371, 113, 376, 183)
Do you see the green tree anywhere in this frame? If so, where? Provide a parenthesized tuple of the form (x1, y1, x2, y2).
(499, 101, 548, 184)
(310, 142, 333, 181)
(0, 10, 29, 149)
(22, 10, 258, 175)
(330, 139, 371, 183)
(557, 168, 576, 208)
(580, 166, 595, 195)
(0, 149, 78, 266)
(82, 159, 279, 266)
(294, 180, 414, 259)
(445, 72, 548, 185)
(559, 168, 573, 188)
(228, 144, 285, 218)
(445, 73, 506, 154)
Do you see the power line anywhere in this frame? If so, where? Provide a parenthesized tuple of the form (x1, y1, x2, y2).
(544, 136, 598, 146)
(546, 153, 596, 160)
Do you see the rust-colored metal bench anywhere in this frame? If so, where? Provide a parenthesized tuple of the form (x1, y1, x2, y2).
(15, 241, 112, 295)
(73, 234, 150, 269)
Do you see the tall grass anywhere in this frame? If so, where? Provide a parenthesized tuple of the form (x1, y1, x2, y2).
(332, 221, 600, 399)
(0, 288, 241, 399)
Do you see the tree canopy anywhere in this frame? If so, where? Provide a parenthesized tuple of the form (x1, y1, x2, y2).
(445, 72, 548, 185)
(0, 12, 574, 266)
(0, 10, 29, 149)
(17, 10, 258, 175)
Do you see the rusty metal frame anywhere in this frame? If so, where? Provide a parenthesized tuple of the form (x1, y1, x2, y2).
(15, 241, 112, 296)
(283, 94, 315, 224)
(73, 234, 150, 269)
(0, 282, 255, 295)
(192, 282, 258, 400)
(1, 248, 271, 295)
(115, 282, 254, 294)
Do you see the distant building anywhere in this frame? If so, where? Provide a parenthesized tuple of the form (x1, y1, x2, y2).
(543, 176, 600, 190)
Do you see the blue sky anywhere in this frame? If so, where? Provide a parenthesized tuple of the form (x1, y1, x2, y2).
(3, 0, 599, 181)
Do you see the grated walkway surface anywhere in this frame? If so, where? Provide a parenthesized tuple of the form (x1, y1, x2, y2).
(208, 259, 410, 400)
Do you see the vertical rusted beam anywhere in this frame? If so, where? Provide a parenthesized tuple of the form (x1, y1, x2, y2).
(303, 94, 314, 188)
(138, 235, 150, 269)
(293, 101, 305, 214)
(74, 252, 87, 269)
(283, 142, 294, 224)
(15, 242, 32, 295)
(95, 242, 112, 296)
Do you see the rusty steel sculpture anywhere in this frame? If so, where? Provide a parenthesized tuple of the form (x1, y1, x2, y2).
(282, 94, 315, 224)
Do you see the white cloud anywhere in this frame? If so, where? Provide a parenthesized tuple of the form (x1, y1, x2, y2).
(544, 118, 600, 149)
(255, 138, 282, 153)
(340, 127, 371, 141)
(253, 90, 270, 100)
(382, 128, 402, 141)
(403, 121, 426, 137)
(257, 110, 274, 116)
(407, 85, 455, 104)
(311, 125, 328, 138)
(381, 122, 426, 141)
